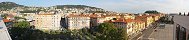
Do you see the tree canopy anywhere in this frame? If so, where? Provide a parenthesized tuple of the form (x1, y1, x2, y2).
(144, 10, 160, 14)
(10, 22, 128, 40)
(13, 21, 30, 28)
(95, 22, 128, 40)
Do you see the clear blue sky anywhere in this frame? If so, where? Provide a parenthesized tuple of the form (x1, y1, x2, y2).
(0, 0, 188, 13)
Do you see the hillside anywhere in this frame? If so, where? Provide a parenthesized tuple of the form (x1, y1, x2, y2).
(0, 2, 24, 10)
(55, 5, 103, 9)
(0, 2, 106, 13)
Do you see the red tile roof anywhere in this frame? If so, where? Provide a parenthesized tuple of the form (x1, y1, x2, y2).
(125, 18, 135, 23)
(134, 19, 145, 23)
(3, 19, 10, 22)
(107, 18, 136, 23)
(105, 18, 125, 23)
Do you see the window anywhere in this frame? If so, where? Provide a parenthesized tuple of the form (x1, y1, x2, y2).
(176, 24, 180, 40)
(176, 24, 187, 40)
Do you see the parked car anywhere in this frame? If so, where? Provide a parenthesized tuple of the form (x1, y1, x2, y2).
(159, 23, 165, 29)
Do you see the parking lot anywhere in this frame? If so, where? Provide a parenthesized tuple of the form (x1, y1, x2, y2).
(148, 24, 174, 40)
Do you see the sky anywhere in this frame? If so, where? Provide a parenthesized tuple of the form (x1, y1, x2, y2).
(0, 0, 189, 13)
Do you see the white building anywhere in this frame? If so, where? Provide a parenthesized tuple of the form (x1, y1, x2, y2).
(66, 14, 90, 30)
(34, 12, 61, 30)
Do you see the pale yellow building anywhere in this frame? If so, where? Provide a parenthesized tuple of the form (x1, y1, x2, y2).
(34, 13, 61, 30)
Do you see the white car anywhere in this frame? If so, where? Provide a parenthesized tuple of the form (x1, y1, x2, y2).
(159, 23, 165, 26)
(159, 23, 165, 29)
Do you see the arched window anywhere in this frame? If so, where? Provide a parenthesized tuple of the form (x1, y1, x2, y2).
(180, 27, 186, 40)
(176, 24, 180, 40)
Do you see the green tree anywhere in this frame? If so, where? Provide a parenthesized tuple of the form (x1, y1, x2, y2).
(14, 16, 25, 20)
(13, 21, 30, 28)
(95, 22, 128, 40)
(0, 14, 8, 19)
(144, 10, 160, 14)
(118, 29, 128, 40)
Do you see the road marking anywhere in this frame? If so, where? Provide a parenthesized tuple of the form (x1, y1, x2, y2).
(148, 28, 155, 38)
(137, 35, 142, 40)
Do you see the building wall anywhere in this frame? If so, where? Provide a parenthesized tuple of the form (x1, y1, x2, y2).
(97, 17, 106, 25)
(173, 16, 189, 40)
(0, 16, 12, 40)
(112, 22, 127, 28)
(34, 14, 61, 30)
(67, 17, 90, 30)
(90, 17, 98, 27)
(127, 22, 134, 36)
(146, 16, 153, 27)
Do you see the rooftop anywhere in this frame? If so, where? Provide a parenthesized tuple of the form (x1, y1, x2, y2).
(108, 18, 136, 23)
(3, 19, 10, 22)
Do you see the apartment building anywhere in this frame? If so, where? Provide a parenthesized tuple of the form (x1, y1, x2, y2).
(134, 19, 146, 32)
(107, 18, 135, 38)
(123, 14, 135, 19)
(34, 12, 61, 30)
(152, 14, 161, 21)
(66, 14, 90, 30)
(135, 15, 154, 27)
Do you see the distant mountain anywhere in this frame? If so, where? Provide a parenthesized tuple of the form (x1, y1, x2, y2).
(55, 5, 103, 10)
(54, 5, 105, 13)
(0, 2, 24, 10)
(0, 2, 106, 13)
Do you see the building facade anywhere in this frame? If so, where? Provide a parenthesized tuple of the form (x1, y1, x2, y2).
(173, 16, 189, 40)
(34, 13, 61, 30)
(66, 14, 90, 30)
(0, 16, 12, 40)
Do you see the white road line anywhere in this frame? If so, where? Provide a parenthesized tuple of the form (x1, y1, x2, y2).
(137, 35, 142, 40)
(148, 29, 155, 38)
